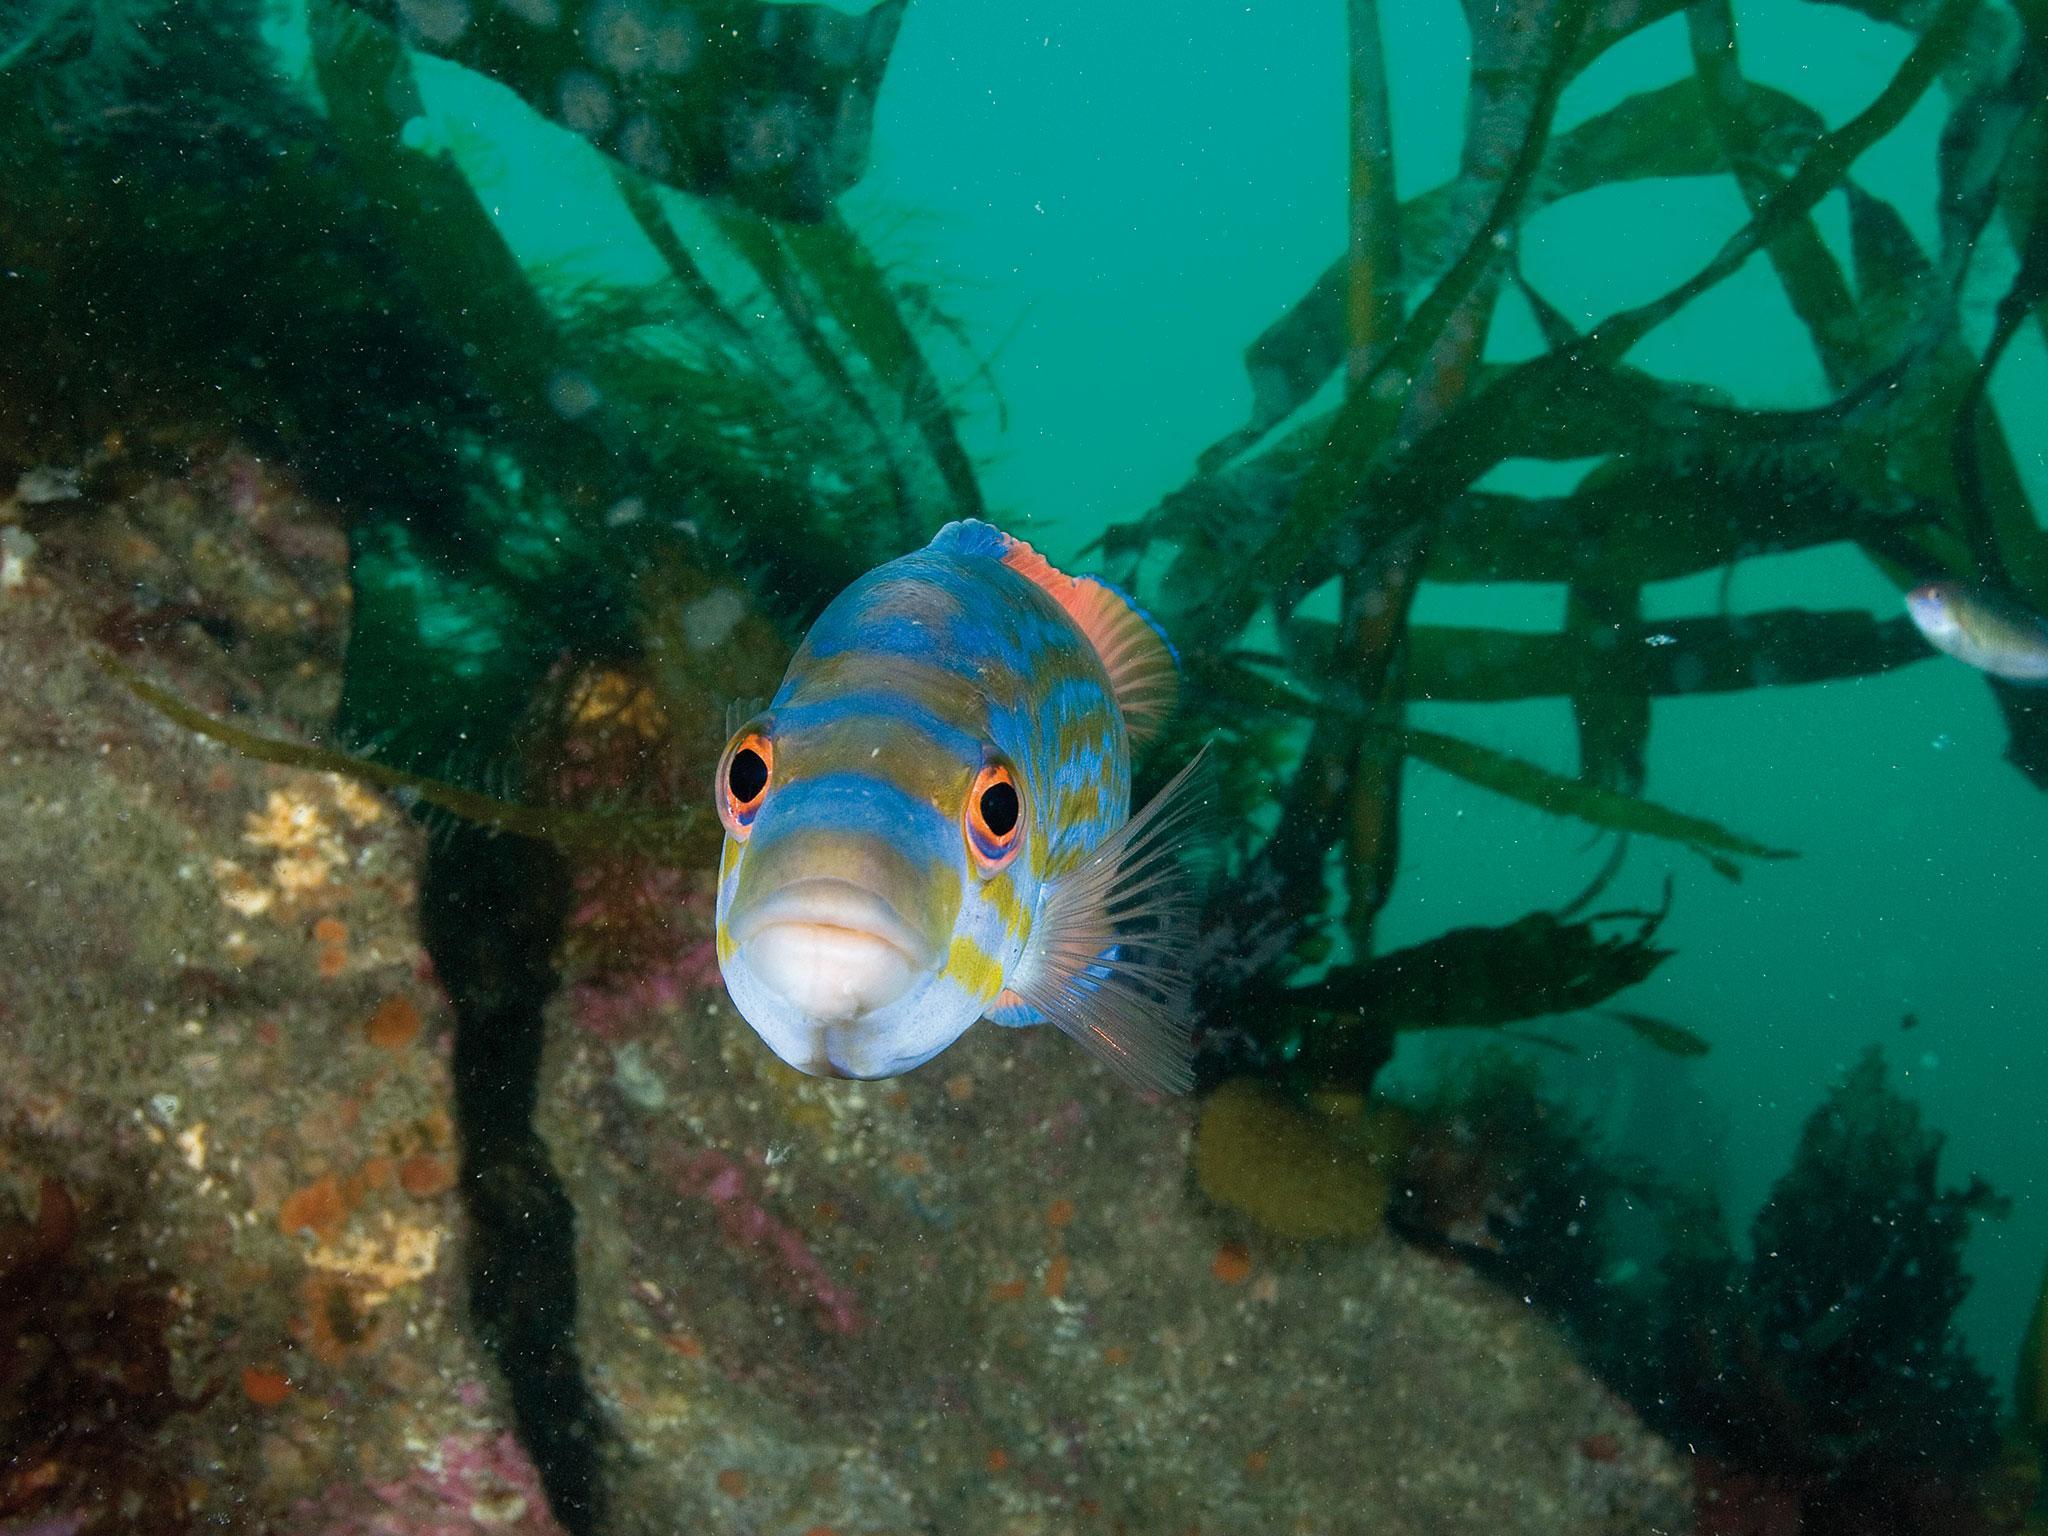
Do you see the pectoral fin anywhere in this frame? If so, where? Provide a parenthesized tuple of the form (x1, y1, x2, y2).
(1007, 748, 1211, 1094)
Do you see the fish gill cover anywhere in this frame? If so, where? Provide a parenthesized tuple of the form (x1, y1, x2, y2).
(0, 0, 2044, 1530)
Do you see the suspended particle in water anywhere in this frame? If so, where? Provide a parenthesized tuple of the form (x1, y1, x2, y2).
(1931, 733, 1954, 752)
(557, 69, 617, 137)
(0, 526, 36, 589)
(545, 368, 602, 420)
(14, 465, 80, 503)
(1644, 632, 1676, 647)
(397, 0, 472, 46)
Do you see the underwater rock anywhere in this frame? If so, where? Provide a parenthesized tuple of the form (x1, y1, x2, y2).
(0, 457, 522, 1531)
(545, 987, 1693, 1532)
(0, 457, 1693, 1532)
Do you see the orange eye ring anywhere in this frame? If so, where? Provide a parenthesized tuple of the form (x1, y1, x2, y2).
(719, 729, 772, 838)
(965, 759, 1022, 871)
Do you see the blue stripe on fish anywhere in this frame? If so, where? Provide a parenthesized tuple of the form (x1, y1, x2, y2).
(771, 691, 985, 764)
(752, 772, 956, 865)
(801, 608, 966, 669)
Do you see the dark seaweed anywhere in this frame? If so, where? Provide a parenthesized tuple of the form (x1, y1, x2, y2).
(1404, 1048, 2008, 1534)
(1647, 1049, 2007, 1525)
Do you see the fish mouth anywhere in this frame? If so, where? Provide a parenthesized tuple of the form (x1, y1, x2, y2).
(730, 878, 935, 1025)
(1904, 584, 1957, 634)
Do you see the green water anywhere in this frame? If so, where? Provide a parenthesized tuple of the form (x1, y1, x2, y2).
(440, 0, 2048, 1370)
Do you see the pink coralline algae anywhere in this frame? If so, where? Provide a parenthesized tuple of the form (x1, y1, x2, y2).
(0, 1516, 90, 1536)
(562, 860, 721, 1040)
(566, 943, 717, 1041)
(289, 1432, 565, 1536)
(666, 1148, 866, 1336)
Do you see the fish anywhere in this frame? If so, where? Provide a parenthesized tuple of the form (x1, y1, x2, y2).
(711, 519, 1206, 1093)
(1904, 581, 2048, 683)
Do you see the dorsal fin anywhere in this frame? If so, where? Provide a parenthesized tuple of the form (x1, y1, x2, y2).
(929, 520, 1179, 744)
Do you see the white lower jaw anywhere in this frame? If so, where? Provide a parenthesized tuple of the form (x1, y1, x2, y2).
(740, 922, 917, 1024)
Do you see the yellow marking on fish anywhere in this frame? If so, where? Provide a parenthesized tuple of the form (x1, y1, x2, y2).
(982, 871, 1030, 939)
(895, 853, 965, 944)
(716, 924, 736, 965)
(787, 724, 971, 808)
(785, 649, 990, 730)
(858, 572, 969, 624)
(943, 934, 1005, 1000)
(1054, 782, 1105, 832)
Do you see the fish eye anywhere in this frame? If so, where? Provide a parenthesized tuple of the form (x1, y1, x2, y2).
(719, 728, 773, 838)
(965, 759, 1022, 871)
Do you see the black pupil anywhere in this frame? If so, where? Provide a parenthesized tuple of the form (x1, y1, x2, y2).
(728, 747, 768, 804)
(978, 779, 1019, 837)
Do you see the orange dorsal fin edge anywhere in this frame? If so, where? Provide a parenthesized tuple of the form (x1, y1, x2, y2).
(995, 531, 1179, 746)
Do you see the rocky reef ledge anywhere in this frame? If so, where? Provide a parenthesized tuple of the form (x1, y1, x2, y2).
(0, 458, 1691, 1534)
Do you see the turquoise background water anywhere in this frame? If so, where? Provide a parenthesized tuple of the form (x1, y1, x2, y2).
(418, 0, 2048, 1381)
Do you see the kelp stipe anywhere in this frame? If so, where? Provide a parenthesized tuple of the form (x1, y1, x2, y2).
(94, 646, 715, 866)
